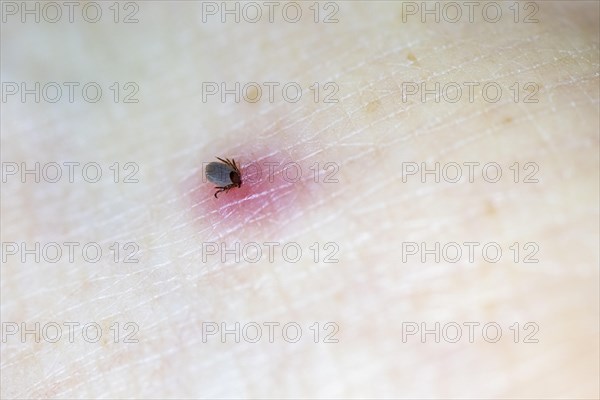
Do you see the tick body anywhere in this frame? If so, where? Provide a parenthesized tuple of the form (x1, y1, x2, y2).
(205, 157, 243, 198)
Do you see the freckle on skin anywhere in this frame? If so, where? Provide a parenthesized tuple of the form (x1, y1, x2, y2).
(245, 86, 260, 103)
(484, 200, 497, 216)
(366, 99, 382, 113)
(407, 52, 418, 64)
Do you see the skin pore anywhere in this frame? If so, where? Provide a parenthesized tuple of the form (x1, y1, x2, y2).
(2, 1, 598, 398)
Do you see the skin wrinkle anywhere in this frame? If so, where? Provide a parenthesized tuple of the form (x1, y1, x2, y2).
(2, 2, 599, 398)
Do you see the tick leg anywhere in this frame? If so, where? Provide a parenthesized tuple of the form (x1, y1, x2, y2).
(215, 157, 240, 174)
(214, 186, 233, 198)
(214, 186, 226, 198)
(216, 157, 233, 169)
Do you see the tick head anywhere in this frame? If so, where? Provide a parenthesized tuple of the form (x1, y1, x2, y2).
(230, 170, 242, 187)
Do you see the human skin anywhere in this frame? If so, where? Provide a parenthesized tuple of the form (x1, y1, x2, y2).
(1, 1, 598, 398)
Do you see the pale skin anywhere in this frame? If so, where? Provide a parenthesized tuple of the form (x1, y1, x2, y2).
(1, 1, 599, 398)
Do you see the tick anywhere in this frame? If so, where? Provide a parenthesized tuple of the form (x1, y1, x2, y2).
(205, 157, 243, 198)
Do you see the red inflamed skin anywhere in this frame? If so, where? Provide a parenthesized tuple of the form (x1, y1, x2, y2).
(184, 136, 324, 240)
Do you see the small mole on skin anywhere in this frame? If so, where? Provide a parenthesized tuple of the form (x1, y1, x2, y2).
(484, 200, 497, 217)
(502, 116, 513, 124)
(366, 99, 382, 113)
(245, 86, 260, 103)
(407, 52, 418, 63)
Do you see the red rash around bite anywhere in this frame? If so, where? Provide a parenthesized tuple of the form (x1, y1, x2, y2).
(185, 145, 319, 238)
